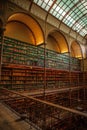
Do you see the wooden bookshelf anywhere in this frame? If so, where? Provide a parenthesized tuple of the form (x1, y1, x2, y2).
(0, 36, 85, 92)
(0, 64, 83, 91)
(1, 36, 81, 71)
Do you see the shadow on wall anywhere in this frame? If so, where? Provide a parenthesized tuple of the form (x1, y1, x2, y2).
(47, 30, 69, 54)
(71, 41, 83, 59)
(4, 13, 44, 45)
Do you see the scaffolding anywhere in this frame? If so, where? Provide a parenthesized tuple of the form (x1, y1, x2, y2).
(0, 88, 87, 130)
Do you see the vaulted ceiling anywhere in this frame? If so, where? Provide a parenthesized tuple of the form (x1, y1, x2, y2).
(9, 0, 87, 39)
(33, 0, 87, 38)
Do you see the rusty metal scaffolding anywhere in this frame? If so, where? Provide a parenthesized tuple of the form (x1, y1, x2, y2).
(0, 88, 87, 130)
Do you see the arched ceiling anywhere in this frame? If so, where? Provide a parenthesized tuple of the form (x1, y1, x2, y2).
(71, 41, 82, 59)
(33, 0, 87, 38)
(47, 31, 69, 53)
(47, 35, 61, 52)
(5, 21, 35, 44)
(6, 13, 44, 45)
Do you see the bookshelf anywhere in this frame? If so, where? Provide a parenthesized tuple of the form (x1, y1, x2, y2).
(1, 64, 83, 91)
(1, 65, 44, 91)
(1, 36, 81, 71)
(0, 36, 84, 91)
(1, 68, 12, 89)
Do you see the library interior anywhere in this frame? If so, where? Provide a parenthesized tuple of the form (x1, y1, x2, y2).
(0, 0, 87, 130)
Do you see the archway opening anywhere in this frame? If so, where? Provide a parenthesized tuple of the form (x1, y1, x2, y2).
(71, 41, 83, 59)
(5, 13, 44, 45)
(47, 30, 69, 53)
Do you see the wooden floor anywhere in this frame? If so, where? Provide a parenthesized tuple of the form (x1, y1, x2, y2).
(0, 103, 35, 130)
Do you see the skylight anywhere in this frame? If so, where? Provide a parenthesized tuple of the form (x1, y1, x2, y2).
(33, 0, 87, 37)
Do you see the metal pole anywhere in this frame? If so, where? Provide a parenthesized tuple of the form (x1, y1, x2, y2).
(43, 0, 57, 98)
(82, 55, 86, 109)
(68, 35, 72, 107)
(0, 0, 7, 81)
(0, 28, 5, 81)
(43, 2, 57, 129)
(43, 41, 46, 98)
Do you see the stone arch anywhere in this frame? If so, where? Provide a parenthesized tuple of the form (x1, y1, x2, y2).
(71, 41, 83, 59)
(4, 12, 44, 45)
(47, 30, 69, 53)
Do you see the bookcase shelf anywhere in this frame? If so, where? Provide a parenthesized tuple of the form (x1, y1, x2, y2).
(0, 64, 83, 91)
(0, 36, 84, 91)
(0, 36, 81, 71)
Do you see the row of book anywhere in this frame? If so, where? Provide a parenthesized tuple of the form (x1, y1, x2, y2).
(1, 67, 83, 91)
(0, 36, 81, 71)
